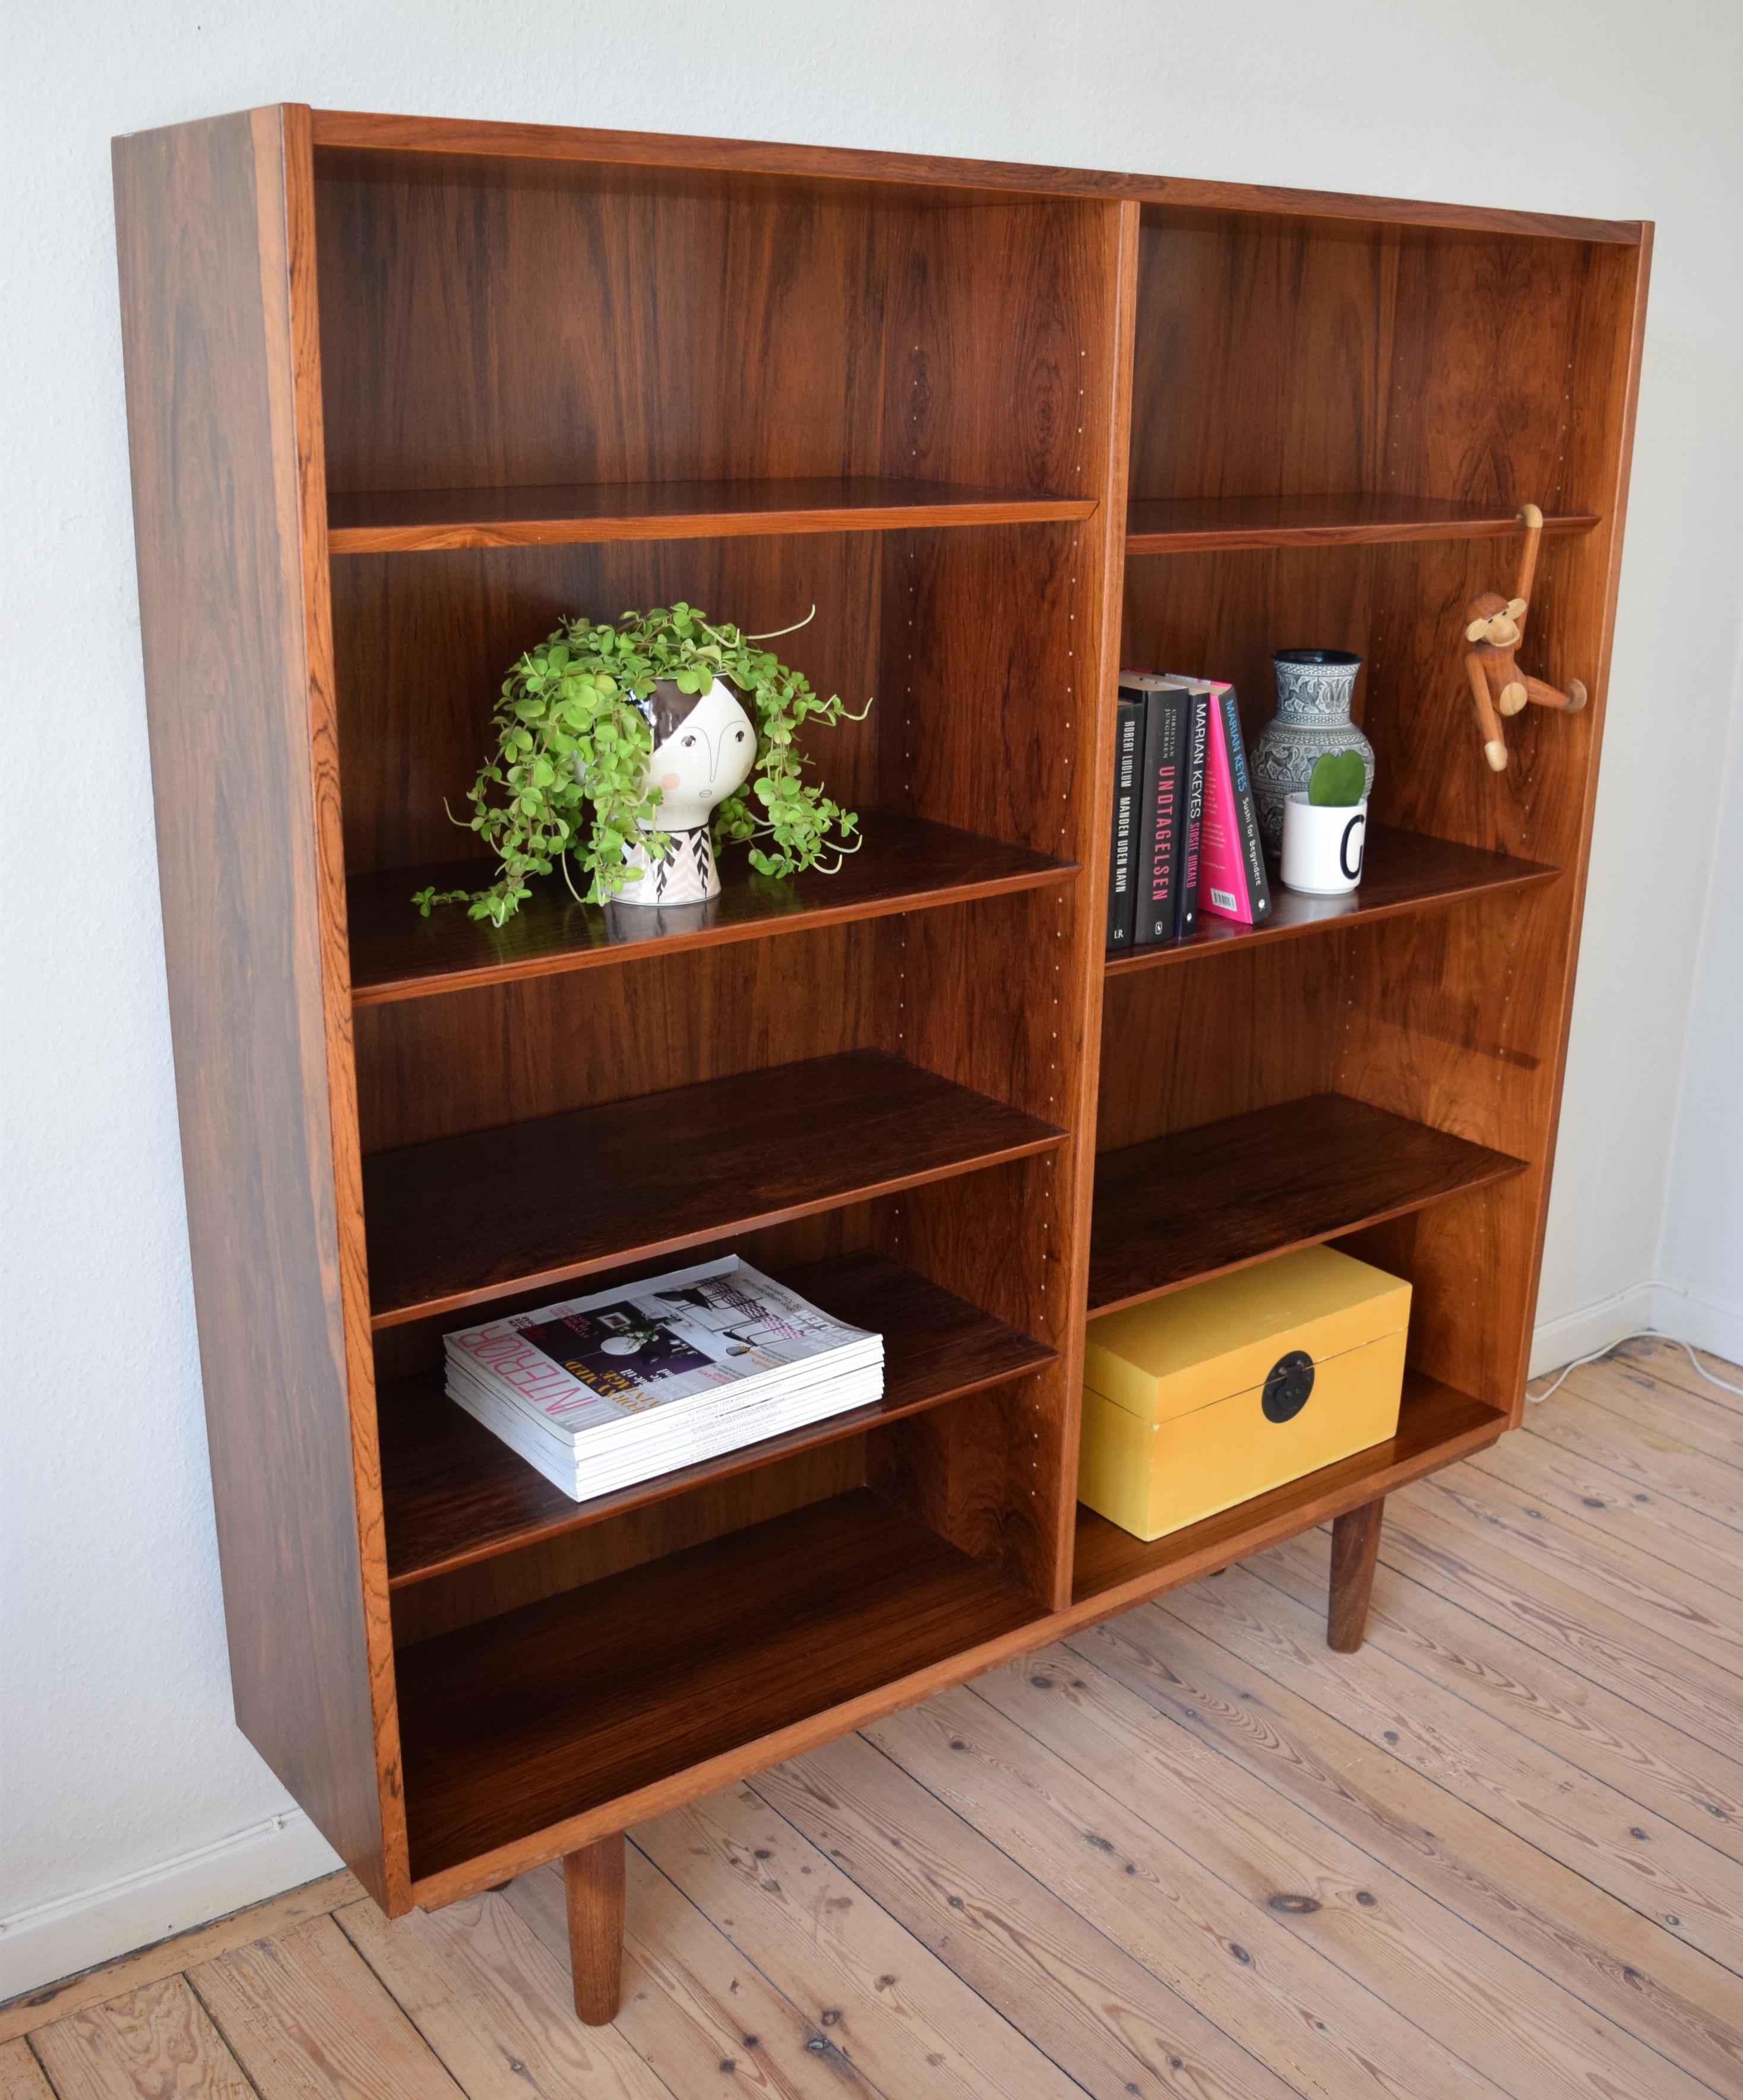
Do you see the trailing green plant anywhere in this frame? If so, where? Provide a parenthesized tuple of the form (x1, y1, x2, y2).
(412, 603, 868, 926)
(1307, 748, 1367, 807)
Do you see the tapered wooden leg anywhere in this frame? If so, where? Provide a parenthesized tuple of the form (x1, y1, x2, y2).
(564, 1835, 625, 2025)
(1327, 1497, 1385, 1652)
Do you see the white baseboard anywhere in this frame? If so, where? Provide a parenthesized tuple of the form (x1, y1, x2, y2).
(1529, 1278, 1743, 1380)
(1528, 1281, 1659, 1378)
(0, 1811, 341, 2003)
(1647, 1282, 1743, 1370)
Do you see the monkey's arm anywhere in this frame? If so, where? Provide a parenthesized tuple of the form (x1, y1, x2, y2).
(1514, 502, 1544, 608)
(1466, 651, 1508, 771)
(1524, 673, 1588, 713)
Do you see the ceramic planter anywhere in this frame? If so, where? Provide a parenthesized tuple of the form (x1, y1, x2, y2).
(613, 675, 757, 907)
(1250, 649, 1374, 855)
(1280, 792, 1368, 895)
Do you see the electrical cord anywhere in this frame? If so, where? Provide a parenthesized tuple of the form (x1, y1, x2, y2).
(1527, 1331, 1743, 1403)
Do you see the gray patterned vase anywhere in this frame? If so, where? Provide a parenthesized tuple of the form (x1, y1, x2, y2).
(1250, 649, 1375, 856)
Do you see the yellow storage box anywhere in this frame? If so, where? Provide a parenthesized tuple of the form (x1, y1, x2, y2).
(1078, 1245, 1410, 1541)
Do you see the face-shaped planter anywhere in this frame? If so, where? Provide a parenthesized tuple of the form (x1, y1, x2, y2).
(615, 676, 757, 906)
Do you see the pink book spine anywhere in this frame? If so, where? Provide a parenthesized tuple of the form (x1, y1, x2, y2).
(1196, 692, 1257, 923)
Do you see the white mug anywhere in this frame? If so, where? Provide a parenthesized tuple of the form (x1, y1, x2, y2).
(1280, 793, 1367, 895)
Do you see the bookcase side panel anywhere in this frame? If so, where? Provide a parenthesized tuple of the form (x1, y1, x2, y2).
(114, 106, 404, 1908)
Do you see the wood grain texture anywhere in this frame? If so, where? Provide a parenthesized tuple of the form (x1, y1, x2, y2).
(380, 1250, 1056, 1585)
(631, 1791, 1091, 2100)
(562, 1839, 625, 2025)
(390, 1437, 870, 1650)
(396, 1489, 1042, 1887)
(188, 1916, 460, 2099)
(363, 1048, 1064, 1325)
(308, 107, 1644, 242)
(112, 106, 402, 1909)
(1089, 1092, 1527, 1314)
(27, 1979, 252, 2100)
(1126, 491, 1598, 553)
(0, 1876, 365, 2047)
(0, 2044, 52, 2100)
(328, 477, 1096, 549)
(332, 1895, 667, 2098)
(348, 813, 1074, 1007)
(1103, 824, 1558, 977)
(1327, 1496, 1385, 1649)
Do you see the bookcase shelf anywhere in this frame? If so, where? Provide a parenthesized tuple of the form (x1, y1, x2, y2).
(1070, 1369, 1507, 1609)
(116, 102, 1646, 1987)
(349, 814, 1076, 1008)
(363, 1050, 1066, 1327)
(1089, 1095, 1528, 1316)
(396, 1486, 1044, 1886)
(328, 476, 1098, 552)
(1124, 492, 1600, 556)
(379, 1250, 1056, 1586)
(1103, 827, 1558, 978)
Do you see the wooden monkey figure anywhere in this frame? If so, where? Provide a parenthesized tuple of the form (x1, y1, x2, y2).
(1462, 502, 1587, 771)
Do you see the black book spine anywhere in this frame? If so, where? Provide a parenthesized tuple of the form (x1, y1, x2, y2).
(1219, 687, 1273, 924)
(1134, 689, 1187, 946)
(1173, 687, 1210, 941)
(1105, 698, 1143, 950)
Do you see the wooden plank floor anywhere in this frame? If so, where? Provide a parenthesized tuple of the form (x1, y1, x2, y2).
(8, 1339, 1742, 2098)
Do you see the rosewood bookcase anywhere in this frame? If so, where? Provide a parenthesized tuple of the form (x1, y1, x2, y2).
(112, 104, 1648, 2022)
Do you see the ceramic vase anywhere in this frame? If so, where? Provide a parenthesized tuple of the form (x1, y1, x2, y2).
(610, 675, 757, 907)
(1249, 649, 1374, 856)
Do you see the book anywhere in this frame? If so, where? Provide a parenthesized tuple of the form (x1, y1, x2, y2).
(1190, 679, 1273, 925)
(1105, 695, 1143, 950)
(1173, 682, 1211, 943)
(1120, 672, 1190, 946)
(443, 1255, 882, 1501)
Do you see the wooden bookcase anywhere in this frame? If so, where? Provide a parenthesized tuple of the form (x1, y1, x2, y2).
(113, 104, 1649, 2020)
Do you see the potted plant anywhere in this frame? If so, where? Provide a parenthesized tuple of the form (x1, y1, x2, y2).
(414, 603, 868, 926)
(1279, 748, 1368, 895)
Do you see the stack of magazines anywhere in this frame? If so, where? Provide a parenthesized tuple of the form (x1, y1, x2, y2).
(443, 1255, 883, 1502)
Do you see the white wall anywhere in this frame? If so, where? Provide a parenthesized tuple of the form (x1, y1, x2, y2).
(3, 0, 1740, 1995)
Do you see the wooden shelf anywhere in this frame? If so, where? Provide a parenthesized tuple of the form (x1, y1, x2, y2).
(363, 1049, 1066, 1328)
(350, 814, 1076, 1008)
(1070, 1369, 1507, 1607)
(1124, 492, 1600, 555)
(1104, 826, 1558, 976)
(328, 476, 1097, 552)
(379, 1250, 1056, 1585)
(1089, 1093, 1527, 1316)
(396, 1486, 1042, 1881)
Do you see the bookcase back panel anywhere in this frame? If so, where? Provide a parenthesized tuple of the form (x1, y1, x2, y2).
(1131, 210, 1620, 517)
(314, 154, 887, 495)
(1335, 889, 1573, 1410)
(390, 1434, 871, 1647)
(352, 919, 877, 1153)
(314, 150, 1110, 504)
(1120, 543, 1380, 748)
(1095, 939, 1350, 1154)
(330, 537, 883, 878)
(1131, 211, 1399, 504)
